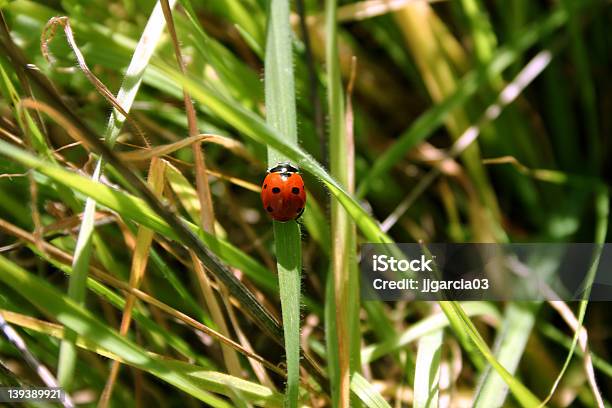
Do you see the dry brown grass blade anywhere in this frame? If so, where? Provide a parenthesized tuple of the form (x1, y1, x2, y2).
(346, 56, 357, 194)
(189, 252, 243, 376)
(331, 55, 358, 408)
(381, 49, 553, 234)
(207, 170, 260, 193)
(223, 291, 277, 390)
(98, 158, 166, 408)
(548, 301, 604, 408)
(159, 0, 246, 380)
(28, 171, 43, 251)
(1, 309, 121, 362)
(159, 0, 215, 232)
(0, 219, 287, 378)
(40, 16, 149, 148)
(19, 98, 96, 151)
(118, 133, 255, 164)
(0, 312, 75, 408)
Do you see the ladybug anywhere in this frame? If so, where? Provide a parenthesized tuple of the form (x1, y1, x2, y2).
(261, 162, 306, 222)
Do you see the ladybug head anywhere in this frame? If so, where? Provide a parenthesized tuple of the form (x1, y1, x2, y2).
(268, 161, 299, 174)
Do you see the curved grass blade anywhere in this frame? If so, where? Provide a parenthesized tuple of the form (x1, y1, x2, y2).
(52, 0, 176, 388)
(540, 189, 609, 406)
(438, 301, 542, 407)
(0, 140, 280, 294)
(350, 372, 391, 408)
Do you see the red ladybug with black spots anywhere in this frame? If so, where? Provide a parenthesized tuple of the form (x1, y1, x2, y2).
(261, 162, 306, 222)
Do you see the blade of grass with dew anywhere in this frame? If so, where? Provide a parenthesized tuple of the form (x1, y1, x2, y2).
(56, 0, 176, 388)
(325, 1, 358, 405)
(264, 0, 302, 404)
(350, 372, 391, 408)
(413, 327, 443, 408)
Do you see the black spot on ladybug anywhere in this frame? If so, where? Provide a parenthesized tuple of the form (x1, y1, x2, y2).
(272, 187, 281, 194)
(264, 184, 267, 189)
(291, 187, 300, 194)
(267, 206, 273, 212)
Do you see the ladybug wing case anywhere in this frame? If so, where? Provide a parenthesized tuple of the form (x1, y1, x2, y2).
(261, 172, 306, 222)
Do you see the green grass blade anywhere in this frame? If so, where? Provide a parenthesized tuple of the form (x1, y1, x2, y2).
(413, 328, 443, 408)
(560, 0, 600, 172)
(438, 301, 542, 407)
(350, 372, 391, 408)
(325, 0, 359, 406)
(264, 0, 301, 404)
(473, 303, 539, 408)
(541, 188, 609, 405)
(539, 322, 612, 379)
